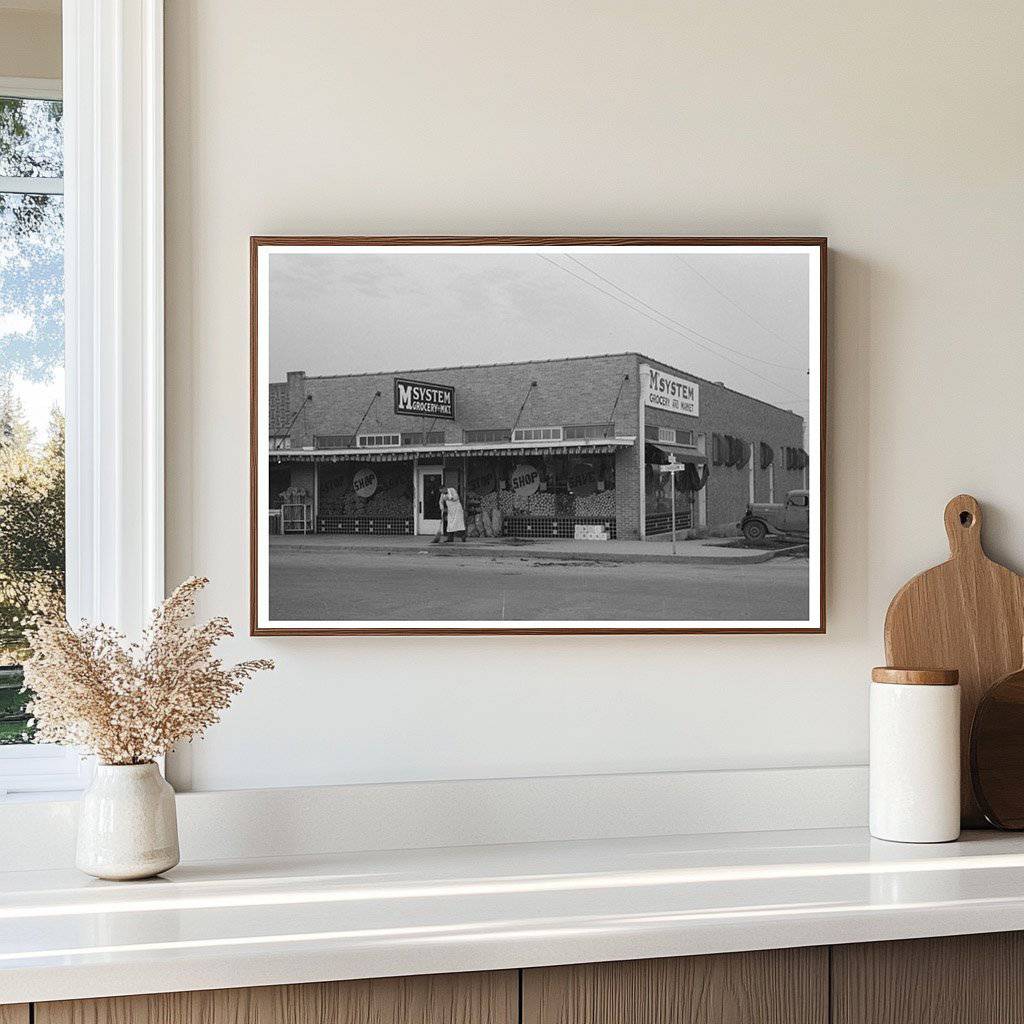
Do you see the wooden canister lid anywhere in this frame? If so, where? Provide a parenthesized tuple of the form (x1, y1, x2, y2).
(871, 667, 960, 686)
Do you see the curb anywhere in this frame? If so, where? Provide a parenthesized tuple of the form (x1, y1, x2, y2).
(270, 541, 780, 567)
(428, 546, 775, 567)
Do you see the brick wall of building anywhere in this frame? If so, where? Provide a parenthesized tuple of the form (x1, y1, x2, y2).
(614, 447, 642, 539)
(281, 354, 640, 447)
(639, 356, 805, 529)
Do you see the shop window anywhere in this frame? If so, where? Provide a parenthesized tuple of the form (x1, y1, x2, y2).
(356, 433, 401, 447)
(564, 423, 614, 439)
(271, 436, 292, 449)
(316, 461, 413, 524)
(512, 426, 563, 442)
(314, 434, 355, 449)
(492, 454, 617, 524)
(465, 428, 512, 443)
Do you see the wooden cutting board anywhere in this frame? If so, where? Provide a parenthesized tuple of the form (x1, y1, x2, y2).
(884, 494, 1024, 826)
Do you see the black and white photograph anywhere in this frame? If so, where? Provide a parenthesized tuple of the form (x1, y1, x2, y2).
(251, 238, 825, 634)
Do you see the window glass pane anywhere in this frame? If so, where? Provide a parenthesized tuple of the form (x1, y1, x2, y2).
(0, 98, 63, 178)
(0, 181, 65, 745)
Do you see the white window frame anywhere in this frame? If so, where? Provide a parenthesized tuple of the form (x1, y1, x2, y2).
(0, 76, 63, 194)
(0, 1, 164, 800)
(512, 426, 563, 442)
(356, 433, 400, 447)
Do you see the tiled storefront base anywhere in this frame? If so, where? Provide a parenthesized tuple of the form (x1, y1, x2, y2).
(313, 515, 620, 539)
(502, 516, 618, 540)
(318, 516, 414, 535)
(645, 509, 693, 535)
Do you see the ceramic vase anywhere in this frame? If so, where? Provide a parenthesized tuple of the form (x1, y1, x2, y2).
(76, 762, 180, 880)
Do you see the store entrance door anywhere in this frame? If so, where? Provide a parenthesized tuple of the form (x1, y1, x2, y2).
(416, 465, 444, 536)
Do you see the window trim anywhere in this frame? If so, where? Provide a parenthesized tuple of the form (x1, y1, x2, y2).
(64, 0, 165, 633)
(512, 426, 563, 442)
(0, 78, 64, 195)
(0, 76, 62, 101)
(357, 433, 401, 448)
(0, 2, 165, 800)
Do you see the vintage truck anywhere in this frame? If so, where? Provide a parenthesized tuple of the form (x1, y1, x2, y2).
(739, 489, 810, 542)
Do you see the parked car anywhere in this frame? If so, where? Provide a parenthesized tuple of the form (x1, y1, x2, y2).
(739, 489, 810, 542)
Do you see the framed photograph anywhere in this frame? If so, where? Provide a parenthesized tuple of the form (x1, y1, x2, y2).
(250, 237, 826, 635)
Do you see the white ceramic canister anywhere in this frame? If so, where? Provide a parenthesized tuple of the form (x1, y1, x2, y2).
(870, 667, 960, 843)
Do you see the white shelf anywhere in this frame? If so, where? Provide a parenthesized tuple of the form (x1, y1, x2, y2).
(4, 826, 1024, 1004)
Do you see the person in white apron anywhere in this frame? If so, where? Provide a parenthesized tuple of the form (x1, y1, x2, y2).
(439, 486, 466, 543)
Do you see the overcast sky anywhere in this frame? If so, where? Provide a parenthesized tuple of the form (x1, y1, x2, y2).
(268, 250, 811, 413)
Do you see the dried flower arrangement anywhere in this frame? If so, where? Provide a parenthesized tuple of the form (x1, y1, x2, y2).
(22, 577, 273, 765)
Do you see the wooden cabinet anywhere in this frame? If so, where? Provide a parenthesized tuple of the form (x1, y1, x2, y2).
(833, 932, 1024, 1024)
(34, 971, 517, 1024)
(522, 948, 828, 1024)
(17, 932, 1024, 1024)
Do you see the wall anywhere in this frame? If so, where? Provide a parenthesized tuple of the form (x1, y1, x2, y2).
(0, 2, 60, 80)
(164, 1, 1024, 792)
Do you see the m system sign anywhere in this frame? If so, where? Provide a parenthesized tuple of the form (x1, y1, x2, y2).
(641, 364, 700, 417)
(393, 378, 455, 419)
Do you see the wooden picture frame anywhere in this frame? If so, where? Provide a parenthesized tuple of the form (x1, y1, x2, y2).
(250, 236, 827, 635)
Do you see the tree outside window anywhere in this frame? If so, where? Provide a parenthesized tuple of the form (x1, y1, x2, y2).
(0, 92, 65, 745)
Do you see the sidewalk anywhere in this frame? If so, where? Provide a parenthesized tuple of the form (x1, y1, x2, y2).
(269, 532, 804, 566)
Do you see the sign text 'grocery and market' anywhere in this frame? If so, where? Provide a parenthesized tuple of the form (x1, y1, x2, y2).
(641, 365, 700, 417)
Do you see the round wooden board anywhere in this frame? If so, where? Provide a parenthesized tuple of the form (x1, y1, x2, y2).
(971, 665, 1024, 829)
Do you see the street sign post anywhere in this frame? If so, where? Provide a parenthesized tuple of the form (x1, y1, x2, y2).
(658, 453, 686, 555)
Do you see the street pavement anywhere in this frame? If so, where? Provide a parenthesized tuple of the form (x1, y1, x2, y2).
(268, 547, 810, 622)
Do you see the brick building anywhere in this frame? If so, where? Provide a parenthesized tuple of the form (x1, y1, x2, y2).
(267, 353, 806, 540)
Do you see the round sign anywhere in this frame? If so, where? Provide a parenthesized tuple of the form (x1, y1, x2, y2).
(509, 463, 540, 498)
(352, 468, 378, 498)
(566, 461, 598, 497)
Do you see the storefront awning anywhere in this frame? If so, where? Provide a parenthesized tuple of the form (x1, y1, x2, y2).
(271, 436, 637, 463)
(647, 442, 708, 464)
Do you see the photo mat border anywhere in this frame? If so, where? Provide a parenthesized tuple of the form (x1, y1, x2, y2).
(249, 236, 828, 636)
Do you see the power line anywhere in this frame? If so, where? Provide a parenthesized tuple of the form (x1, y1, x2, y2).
(540, 255, 806, 402)
(565, 254, 805, 373)
(680, 256, 805, 356)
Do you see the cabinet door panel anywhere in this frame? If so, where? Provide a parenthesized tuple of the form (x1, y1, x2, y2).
(0, 1007, 29, 1024)
(833, 932, 1024, 1024)
(523, 949, 827, 1024)
(36, 970, 517, 1024)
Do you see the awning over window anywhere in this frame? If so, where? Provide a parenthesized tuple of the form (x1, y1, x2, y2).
(271, 436, 637, 463)
(646, 442, 708, 465)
